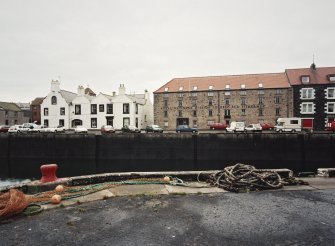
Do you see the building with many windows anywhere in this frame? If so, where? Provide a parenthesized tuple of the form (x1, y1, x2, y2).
(154, 73, 293, 130)
(41, 80, 153, 130)
(0, 102, 30, 125)
(286, 64, 335, 130)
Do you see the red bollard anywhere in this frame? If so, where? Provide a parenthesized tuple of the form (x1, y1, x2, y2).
(40, 164, 58, 183)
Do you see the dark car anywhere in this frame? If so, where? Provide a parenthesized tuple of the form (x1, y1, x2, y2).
(176, 125, 198, 133)
(0, 125, 10, 133)
(121, 125, 141, 133)
(209, 123, 228, 130)
(145, 125, 163, 133)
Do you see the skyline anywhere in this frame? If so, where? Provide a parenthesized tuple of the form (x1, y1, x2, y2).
(1, 0, 335, 103)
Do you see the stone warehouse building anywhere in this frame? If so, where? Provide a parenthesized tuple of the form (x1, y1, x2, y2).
(0, 102, 30, 125)
(154, 73, 293, 130)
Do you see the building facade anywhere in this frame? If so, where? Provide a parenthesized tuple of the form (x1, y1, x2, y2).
(0, 102, 30, 125)
(154, 73, 293, 130)
(30, 97, 45, 124)
(41, 80, 153, 130)
(286, 65, 335, 131)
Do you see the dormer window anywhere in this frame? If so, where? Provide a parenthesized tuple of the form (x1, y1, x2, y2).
(178, 86, 183, 91)
(193, 86, 198, 91)
(225, 84, 230, 90)
(301, 76, 310, 84)
(209, 85, 213, 90)
(328, 74, 335, 82)
(51, 96, 57, 105)
(164, 87, 169, 92)
(241, 84, 246, 89)
(258, 83, 263, 88)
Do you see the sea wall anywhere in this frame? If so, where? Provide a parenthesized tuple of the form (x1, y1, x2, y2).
(0, 133, 334, 179)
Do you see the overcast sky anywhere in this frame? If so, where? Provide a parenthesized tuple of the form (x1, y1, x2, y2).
(1, 0, 335, 103)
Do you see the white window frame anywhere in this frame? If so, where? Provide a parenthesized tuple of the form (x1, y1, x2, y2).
(301, 76, 310, 84)
(300, 88, 315, 100)
(325, 88, 335, 99)
(326, 102, 335, 114)
(300, 102, 315, 114)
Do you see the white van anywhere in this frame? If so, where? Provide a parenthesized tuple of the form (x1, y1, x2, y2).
(226, 121, 246, 132)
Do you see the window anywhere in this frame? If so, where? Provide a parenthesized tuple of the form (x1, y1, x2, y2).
(258, 83, 263, 88)
(191, 92, 197, 97)
(193, 86, 198, 91)
(300, 88, 315, 99)
(225, 84, 230, 90)
(240, 90, 246, 96)
(241, 98, 247, 105)
(59, 119, 64, 126)
(327, 102, 335, 113)
(44, 108, 49, 116)
(192, 99, 197, 106)
(179, 110, 182, 117)
(207, 120, 214, 126)
(44, 119, 49, 127)
(208, 91, 214, 97)
(208, 98, 213, 106)
(51, 96, 57, 105)
(275, 97, 280, 104)
(164, 111, 168, 117)
(163, 93, 169, 98)
(60, 107, 65, 115)
(209, 85, 213, 90)
(164, 87, 169, 92)
(135, 118, 138, 127)
(241, 84, 246, 89)
(193, 120, 197, 127)
(258, 97, 264, 104)
(178, 100, 182, 107)
(135, 104, 138, 114)
(178, 86, 183, 91)
(209, 110, 213, 117)
(328, 75, 335, 82)
(164, 121, 169, 127)
(99, 104, 104, 112)
(258, 90, 264, 95)
(178, 93, 183, 98)
(164, 100, 168, 107)
(224, 91, 231, 96)
(275, 108, 280, 116)
(91, 104, 97, 114)
(107, 104, 113, 114)
(259, 108, 263, 116)
(300, 103, 314, 114)
(275, 89, 282, 95)
(193, 110, 197, 117)
(75, 105, 81, 115)
(123, 103, 129, 114)
(5, 120, 8, 125)
(326, 88, 335, 99)
(241, 109, 246, 116)
(225, 99, 230, 105)
(224, 109, 230, 116)
(301, 76, 310, 84)
(123, 117, 130, 126)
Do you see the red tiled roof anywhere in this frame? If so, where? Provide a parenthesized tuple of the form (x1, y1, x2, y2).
(154, 73, 290, 93)
(285, 66, 335, 85)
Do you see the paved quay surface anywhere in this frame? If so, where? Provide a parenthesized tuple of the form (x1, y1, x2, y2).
(1, 178, 335, 246)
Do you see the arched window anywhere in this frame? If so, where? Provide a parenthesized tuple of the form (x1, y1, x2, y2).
(51, 96, 57, 105)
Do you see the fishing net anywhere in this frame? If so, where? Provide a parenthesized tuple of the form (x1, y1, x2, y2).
(0, 189, 29, 218)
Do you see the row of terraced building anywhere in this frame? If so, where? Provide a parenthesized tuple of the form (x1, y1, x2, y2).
(154, 64, 335, 131)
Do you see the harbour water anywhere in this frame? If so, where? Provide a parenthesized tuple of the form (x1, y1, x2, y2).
(0, 179, 31, 189)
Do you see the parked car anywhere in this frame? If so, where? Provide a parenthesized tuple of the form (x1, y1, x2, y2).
(0, 125, 10, 133)
(101, 125, 116, 134)
(226, 121, 246, 133)
(121, 125, 141, 133)
(145, 125, 163, 133)
(8, 125, 23, 134)
(44, 125, 66, 133)
(245, 123, 262, 132)
(260, 123, 274, 131)
(74, 125, 88, 134)
(326, 121, 335, 132)
(209, 123, 228, 130)
(176, 125, 198, 133)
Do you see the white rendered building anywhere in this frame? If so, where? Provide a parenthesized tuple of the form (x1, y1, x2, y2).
(41, 80, 153, 130)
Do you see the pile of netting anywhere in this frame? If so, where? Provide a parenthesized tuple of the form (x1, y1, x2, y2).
(198, 163, 304, 193)
(0, 189, 29, 218)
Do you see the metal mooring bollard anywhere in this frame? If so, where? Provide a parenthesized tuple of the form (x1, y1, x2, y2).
(40, 164, 58, 183)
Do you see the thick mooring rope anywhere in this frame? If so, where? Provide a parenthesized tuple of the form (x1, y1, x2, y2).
(199, 163, 284, 193)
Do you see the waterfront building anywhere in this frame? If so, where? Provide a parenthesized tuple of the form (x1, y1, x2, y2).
(286, 64, 335, 131)
(30, 97, 45, 124)
(41, 80, 153, 130)
(154, 73, 293, 130)
(0, 102, 30, 125)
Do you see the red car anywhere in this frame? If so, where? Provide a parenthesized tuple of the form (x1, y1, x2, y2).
(209, 123, 228, 130)
(260, 123, 274, 131)
(326, 121, 335, 132)
(0, 125, 9, 133)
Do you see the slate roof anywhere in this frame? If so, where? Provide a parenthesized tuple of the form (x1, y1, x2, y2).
(31, 97, 45, 106)
(0, 102, 21, 112)
(60, 90, 77, 103)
